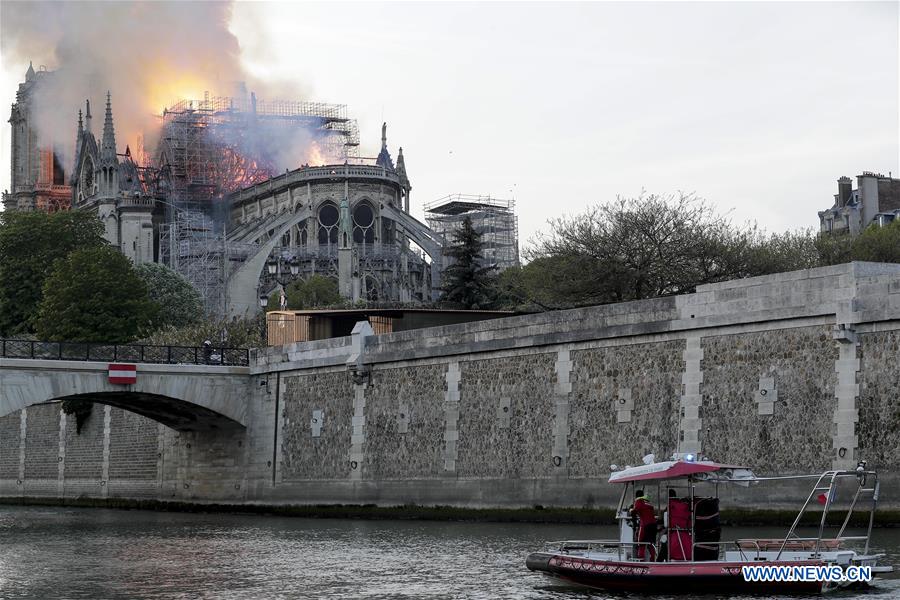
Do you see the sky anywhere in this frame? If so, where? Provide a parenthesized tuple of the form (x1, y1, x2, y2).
(1, 1, 898, 247)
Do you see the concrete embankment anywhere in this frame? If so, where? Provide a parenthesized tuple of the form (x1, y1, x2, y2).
(2, 263, 900, 513)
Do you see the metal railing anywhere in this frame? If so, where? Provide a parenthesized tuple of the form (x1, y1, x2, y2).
(546, 540, 658, 562)
(0, 339, 250, 366)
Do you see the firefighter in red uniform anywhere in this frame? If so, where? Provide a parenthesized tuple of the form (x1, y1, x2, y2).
(629, 490, 657, 561)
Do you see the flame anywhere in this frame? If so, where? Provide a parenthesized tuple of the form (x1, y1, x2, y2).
(305, 141, 326, 167)
(143, 60, 217, 115)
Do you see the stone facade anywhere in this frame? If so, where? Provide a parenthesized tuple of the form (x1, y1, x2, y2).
(2, 64, 71, 212)
(280, 370, 354, 481)
(569, 341, 684, 478)
(456, 354, 557, 479)
(108, 409, 159, 481)
(363, 363, 447, 480)
(0, 413, 20, 480)
(701, 326, 837, 473)
(3, 263, 900, 510)
(857, 330, 900, 467)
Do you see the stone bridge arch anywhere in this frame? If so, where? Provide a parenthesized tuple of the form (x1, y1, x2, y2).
(0, 359, 249, 431)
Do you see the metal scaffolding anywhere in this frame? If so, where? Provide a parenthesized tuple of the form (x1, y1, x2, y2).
(155, 92, 360, 210)
(152, 91, 361, 313)
(424, 194, 520, 270)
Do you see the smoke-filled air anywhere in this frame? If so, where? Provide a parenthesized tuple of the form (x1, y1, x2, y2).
(0, 0, 325, 180)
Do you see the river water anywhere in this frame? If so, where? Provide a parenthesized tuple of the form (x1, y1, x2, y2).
(0, 506, 897, 599)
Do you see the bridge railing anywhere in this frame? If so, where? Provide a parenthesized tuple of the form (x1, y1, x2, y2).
(0, 339, 250, 367)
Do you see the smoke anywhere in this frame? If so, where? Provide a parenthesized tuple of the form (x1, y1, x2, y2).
(0, 1, 313, 176)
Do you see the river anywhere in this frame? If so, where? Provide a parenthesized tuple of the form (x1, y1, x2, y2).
(0, 506, 897, 599)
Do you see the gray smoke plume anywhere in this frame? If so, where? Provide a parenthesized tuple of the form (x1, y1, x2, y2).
(1, 1, 313, 175)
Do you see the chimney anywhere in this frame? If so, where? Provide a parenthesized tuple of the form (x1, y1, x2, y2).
(837, 176, 852, 207)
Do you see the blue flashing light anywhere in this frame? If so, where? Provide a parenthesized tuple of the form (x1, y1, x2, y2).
(685, 453, 695, 462)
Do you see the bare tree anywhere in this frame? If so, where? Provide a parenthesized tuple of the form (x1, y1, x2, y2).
(521, 193, 819, 309)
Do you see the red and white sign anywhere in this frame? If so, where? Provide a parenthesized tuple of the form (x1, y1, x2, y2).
(108, 363, 137, 385)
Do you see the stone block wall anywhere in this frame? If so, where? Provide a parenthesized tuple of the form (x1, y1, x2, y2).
(456, 353, 557, 479)
(280, 370, 354, 481)
(4, 262, 900, 510)
(63, 410, 104, 497)
(701, 326, 837, 472)
(0, 404, 164, 499)
(0, 412, 20, 480)
(363, 363, 446, 480)
(568, 341, 684, 478)
(857, 330, 900, 467)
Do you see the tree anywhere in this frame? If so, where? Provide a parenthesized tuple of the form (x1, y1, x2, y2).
(520, 193, 825, 310)
(850, 220, 900, 263)
(814, 232, 853, 266)
(142, 315, 264, 349)
(279, 275, 342, 310)
(34, 246, 158, 343)
(742, 229, 821, 276)
(136, 263, 204, 328)
(440, 216, 497, 309)
(0, 210, 105, 336)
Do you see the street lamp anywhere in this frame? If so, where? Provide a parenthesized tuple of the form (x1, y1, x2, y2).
(289, 258, 300, 276)
(266, 258, 278, 276)
(258, 293, 269, 346)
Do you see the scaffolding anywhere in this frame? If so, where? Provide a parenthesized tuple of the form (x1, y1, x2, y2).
(425, 194, 520, 270)
(155, 92, 359, 210)
(152, 92, 361, 313)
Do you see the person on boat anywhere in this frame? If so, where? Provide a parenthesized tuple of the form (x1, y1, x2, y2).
(657, 489, 677, 561)
(628, 490, 657, 561)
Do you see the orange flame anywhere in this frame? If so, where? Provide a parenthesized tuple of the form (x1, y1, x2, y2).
(305, 141, 326, 167)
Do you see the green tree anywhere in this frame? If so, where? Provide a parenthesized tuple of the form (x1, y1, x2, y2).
(814, 232, 853, 266)
(0, 210, 105, 335)
(136, 263, 204, 328)
(850, 220, 900, 263)
(440, 216, 497, 309)
(275, 275, 343, 310)
(34, 246, 158, 343)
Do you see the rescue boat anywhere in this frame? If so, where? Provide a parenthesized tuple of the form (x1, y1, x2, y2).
(525, 457, 893, 594)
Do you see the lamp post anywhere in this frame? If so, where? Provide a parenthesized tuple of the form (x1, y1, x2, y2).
(258, 292, 269, 346)
(259, 256, 301, 339)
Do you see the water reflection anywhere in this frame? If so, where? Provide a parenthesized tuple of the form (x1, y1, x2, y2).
(0, 506, 896, 599)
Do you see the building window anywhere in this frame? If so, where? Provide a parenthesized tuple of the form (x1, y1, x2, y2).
(352, 201, 376, 244)
(317, 201, 339, 245)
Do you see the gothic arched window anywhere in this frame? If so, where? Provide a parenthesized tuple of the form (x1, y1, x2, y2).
(317, 201, 339, 245)
(352, 201, 375, 244)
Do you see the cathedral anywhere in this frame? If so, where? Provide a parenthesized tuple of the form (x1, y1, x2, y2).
(5, 63, 518, 315)
(70, 94, 156, 266)
(5, 63, 441, 314)
(4, 63, 71, 212)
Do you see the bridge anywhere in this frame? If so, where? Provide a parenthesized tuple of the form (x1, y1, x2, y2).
(0, 340, 251, 431)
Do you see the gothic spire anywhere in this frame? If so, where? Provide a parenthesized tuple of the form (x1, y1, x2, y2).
(101, 91, 117, 164)
(396, 146, 408, 181)
(77, 109, 84, 140)
(26, 61, 35, 81)
(84, 99, 92, 134)
(375, 122, 394, 170)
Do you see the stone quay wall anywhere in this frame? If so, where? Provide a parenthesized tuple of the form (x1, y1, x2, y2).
(2, 262, 900, 511)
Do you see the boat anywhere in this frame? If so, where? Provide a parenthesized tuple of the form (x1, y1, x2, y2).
(525, 456, 894, 594)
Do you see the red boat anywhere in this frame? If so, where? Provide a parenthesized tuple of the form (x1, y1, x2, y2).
(525, 457, 893, 594)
